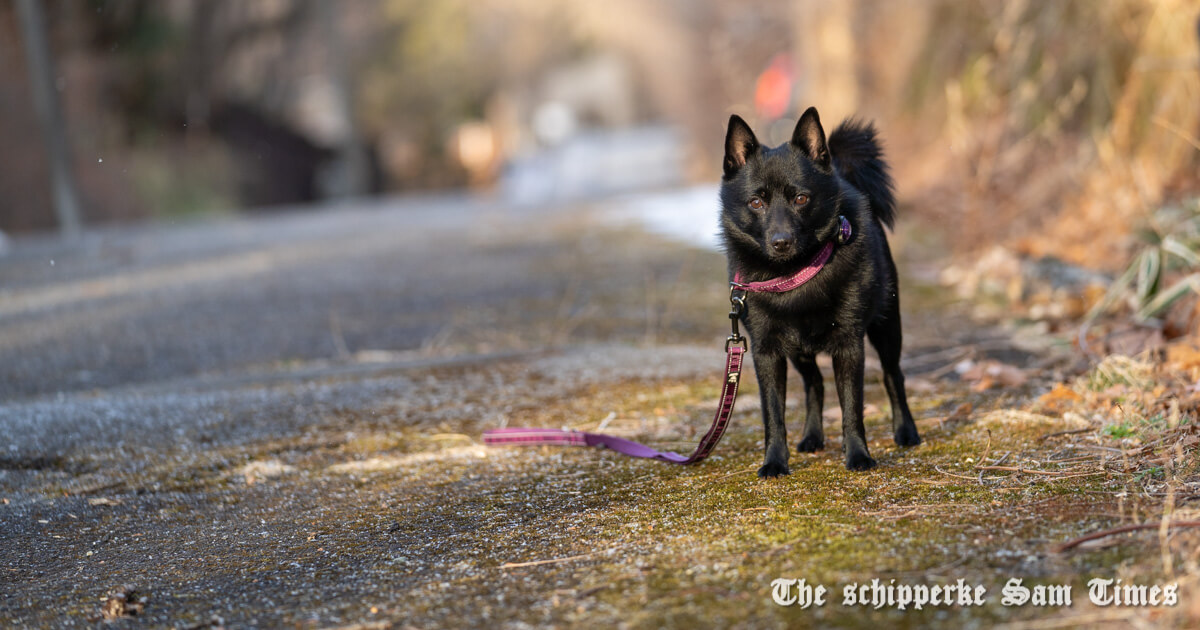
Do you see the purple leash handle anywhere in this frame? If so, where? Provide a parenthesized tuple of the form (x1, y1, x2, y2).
(483, 344, 744, 465)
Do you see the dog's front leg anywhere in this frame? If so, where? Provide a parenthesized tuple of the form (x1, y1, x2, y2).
(753, 350, 790, 477)
(832, 337, 877, 471)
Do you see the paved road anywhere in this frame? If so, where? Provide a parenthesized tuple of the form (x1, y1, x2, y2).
(1, 191, 730, 452)
(1, 195, 551, 398)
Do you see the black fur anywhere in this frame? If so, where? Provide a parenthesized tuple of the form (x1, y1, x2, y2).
(828, 119, 895, 230)
(719, 107, 920, 477)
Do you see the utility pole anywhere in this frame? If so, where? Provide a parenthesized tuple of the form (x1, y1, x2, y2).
(319, 1, 369, 198)
(15, 0, 83, 237)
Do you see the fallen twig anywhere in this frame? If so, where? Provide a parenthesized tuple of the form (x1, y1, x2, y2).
(974, 465, 1106, 477)
(1047, 456, 1096, 465)
(501, 551, 598, 569)
(701, 467, 758, 486)
(916, 351, 975, 379)
(576, 584, 609, 599)
(1038, 428, 1092, 442)
(1052, 520, 1200, 553)
(934, 465, 995, 481)
(978, 429, 993, 486)
(1074, 442, 1133, 454)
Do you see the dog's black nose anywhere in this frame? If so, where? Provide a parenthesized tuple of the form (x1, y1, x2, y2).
(770, 235, 794, 253)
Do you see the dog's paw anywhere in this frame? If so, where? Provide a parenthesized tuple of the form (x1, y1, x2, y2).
(894, 423, 922, 447)
(757, 460, 791, 478)
(796, 435, 825, 453)
(844, 451, 877, 471)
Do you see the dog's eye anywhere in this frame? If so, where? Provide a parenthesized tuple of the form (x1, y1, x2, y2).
(794, 194, 810, 206)
(748, 197, 764, 210)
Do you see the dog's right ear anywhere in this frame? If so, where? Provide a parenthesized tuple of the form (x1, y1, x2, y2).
(723, 115, 759, 178)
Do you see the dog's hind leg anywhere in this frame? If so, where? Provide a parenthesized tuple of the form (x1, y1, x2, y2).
(753, 351, 791, 477)
(790, 353, 825, 453)
(867, 298, 922, 448)
(832, 337, 877, 470)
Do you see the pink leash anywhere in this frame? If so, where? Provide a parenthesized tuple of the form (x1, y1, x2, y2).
(483, 343, 744, 463)
(482, 217, 852, 465)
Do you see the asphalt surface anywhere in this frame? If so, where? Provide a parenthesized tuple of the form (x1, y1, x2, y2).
(1, 195, 570, 399)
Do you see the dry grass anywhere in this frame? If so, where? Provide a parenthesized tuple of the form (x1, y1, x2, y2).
(893, 0, 1200, 268)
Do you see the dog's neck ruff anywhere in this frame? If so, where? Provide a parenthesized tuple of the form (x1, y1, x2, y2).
(731, 216, 852, 293)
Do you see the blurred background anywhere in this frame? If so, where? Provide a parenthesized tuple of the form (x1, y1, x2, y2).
(0, 0, 1198, 268)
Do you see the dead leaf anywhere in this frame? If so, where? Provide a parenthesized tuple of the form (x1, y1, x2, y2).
(100, 585, 146, 620)
(945, 402, 973, 425)
(1104, 325, 1165, 357)
(1036, 383, 1083, 414)
(1167, 341, 1200, 372)
(960, 360, 1029, 390)
(920, 402, 972, 429)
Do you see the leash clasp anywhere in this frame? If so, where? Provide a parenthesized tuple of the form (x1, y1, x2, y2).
(727, 283, 747, 350)
(729, 283, 746, 315)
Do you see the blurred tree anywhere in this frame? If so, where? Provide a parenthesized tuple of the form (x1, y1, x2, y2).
(14, 0, 82, 237)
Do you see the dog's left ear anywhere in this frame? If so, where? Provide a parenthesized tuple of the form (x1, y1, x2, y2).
(791, 107, 830, 169)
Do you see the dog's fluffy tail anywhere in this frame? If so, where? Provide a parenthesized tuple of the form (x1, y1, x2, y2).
(829, 119, 896, 230)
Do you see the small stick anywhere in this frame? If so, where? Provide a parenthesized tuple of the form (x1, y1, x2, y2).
(1052, 520, 1200, 553)
(1049, 456, 1096, 464)
(1152, 116, 1200, 152)
(975, 465, 1105, 477)
(1061, 443, 1125, 454)
(576, 585, 609, 599)
(978, 429, 993, 486)
(501, 552, 598, 569)
(1051, 471, 1112, 480)
(934, 465, 985, 481)
(702, 467, 758, 486)
(1038, 428, 1092, 442)
(922, 354, 974, 379)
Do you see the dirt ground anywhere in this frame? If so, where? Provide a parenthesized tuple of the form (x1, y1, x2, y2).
(2, 194, 1197, 628)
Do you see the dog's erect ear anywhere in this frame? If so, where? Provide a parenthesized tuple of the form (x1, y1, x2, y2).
(723, 115, 759, 177)
(791, 107, 830, 169)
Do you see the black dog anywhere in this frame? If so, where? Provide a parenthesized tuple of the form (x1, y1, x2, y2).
(719, 107, 920, 477)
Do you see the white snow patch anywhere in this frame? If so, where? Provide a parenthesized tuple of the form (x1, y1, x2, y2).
(605, 185, 722, 251)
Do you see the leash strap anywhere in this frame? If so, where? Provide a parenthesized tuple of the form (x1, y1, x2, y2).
(482, 343, 744, 464)
(482, 216, 850, 465)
